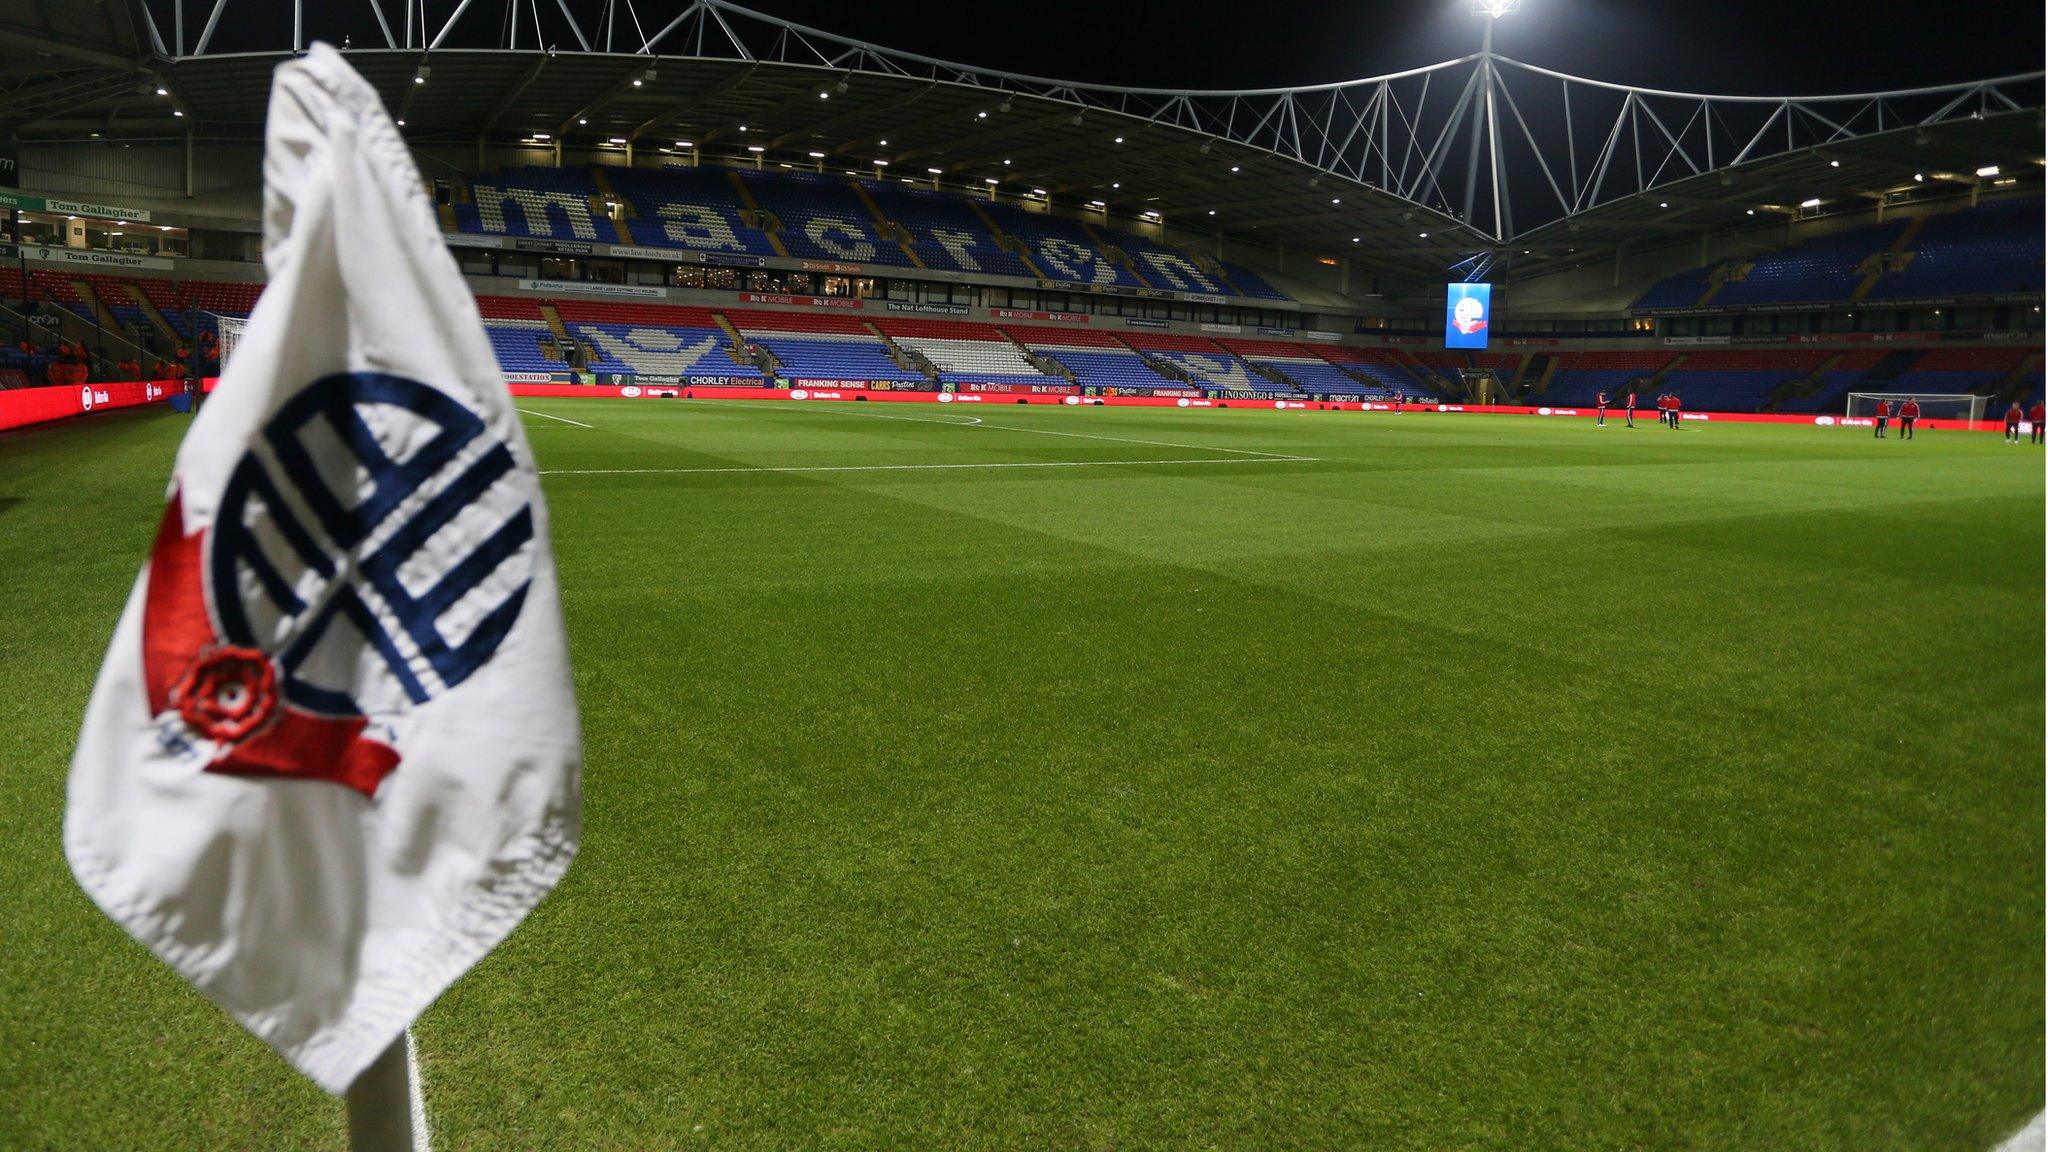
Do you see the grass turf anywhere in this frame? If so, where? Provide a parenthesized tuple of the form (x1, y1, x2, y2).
(0, 399, 2040, 1150)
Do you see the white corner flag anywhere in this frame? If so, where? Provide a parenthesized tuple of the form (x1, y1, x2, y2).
(64, 41, 580, 1102)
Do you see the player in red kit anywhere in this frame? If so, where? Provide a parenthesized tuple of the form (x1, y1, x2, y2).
(1873, 398, 1890, 439)
(2030, 401, 2044, 445)
(1898, 396, 1920, 440)
(2005, 401, 2025, 443)
(1625, 387, 1638, 428)
(1595, 390, 1608, 427)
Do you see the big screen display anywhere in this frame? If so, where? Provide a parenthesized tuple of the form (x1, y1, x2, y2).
(1444, 282, 1492, 350)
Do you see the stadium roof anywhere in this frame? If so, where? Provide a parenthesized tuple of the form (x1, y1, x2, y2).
(3, 1, 2041, 282)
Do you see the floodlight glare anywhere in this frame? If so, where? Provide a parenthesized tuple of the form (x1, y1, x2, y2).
(1976, 164, 2000, 176)
(808, 151, 826, 158)
(1474, 0, 1520, 16)
(1800, 197, 1822, 207)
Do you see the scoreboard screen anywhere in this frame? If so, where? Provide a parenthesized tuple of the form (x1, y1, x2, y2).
(1444, 282, 1492, 350)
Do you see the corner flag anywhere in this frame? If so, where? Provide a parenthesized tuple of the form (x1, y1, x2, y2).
(64, 43, 580, 1096)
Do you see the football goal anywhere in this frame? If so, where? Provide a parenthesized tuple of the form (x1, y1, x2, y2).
(1846, 392, 1987, 422)
(215, 314, 249, 371)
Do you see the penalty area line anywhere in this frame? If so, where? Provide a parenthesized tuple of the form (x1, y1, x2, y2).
(517, 408, 593, 428)
(540, 456, 1319, 477)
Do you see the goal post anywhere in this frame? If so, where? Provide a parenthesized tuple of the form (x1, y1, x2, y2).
(1846, 392, 1987, 423)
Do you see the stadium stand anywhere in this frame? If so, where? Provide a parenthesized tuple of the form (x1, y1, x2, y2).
(978, 200, 1147, 290)
(740, 169, 913, 267)
(1865, 197, 2044, 302)
(444, 165, 1295, 301)
(1220, 338, 1375, 396)
(872, 317, 1060, 385)
(726, 309, 924, 383)
(1634, 198, 2043, 312)
(552, 300, 763, 380)
(459, 166, 606, 241)
(1119, 331, 1296, 393)
(1003, 325, 1184, 392)
(859, 179, 1037, 279)
(605, 164, 780, 256)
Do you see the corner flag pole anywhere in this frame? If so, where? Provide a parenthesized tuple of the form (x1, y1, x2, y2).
(346, 1030, 428, 1151)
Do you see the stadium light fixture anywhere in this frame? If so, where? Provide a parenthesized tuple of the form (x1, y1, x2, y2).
(1747, 208, 1756, 215)
(875, 159, 888, 166)
(809, 151, 826, 158)
(927, 167, 942, 174)
(1351, 236, 1360, 242)
(1914, 172, 1924, 181)
(878, 139, 888, 146)
(577, 118, 587, 125)
(1976, 164, 2000, 177)
(747, 145, 765, 153)
(1474, 0, 1520, 16)
(392, 118, 402, 126)
(1659, 201, 1668, 208)
(1114, 136, 1124, 144)
(985, 177, 998, 184)
(1207, 209, 1216, 216)
(1800, 197, 1821, 207)
(1090, 199, 1106, 207)
(532, 132, 551, 140)
(998, 99, 1012, 112)
(116, 219, 126, 225)
(675, 140, 692, 148)
(836, 80, 850, 94)
(173, 108, 184, 117)
(1230, 165, 1241, 173)
(1331, 197, 1341, 204)
(1829, 159, 1839, 167)
(1111, 182, 1120, 189)
(1419, 231, 1428, 237)
(1003, 159, 1011, 166)
(818, 92, 829, 100)
(631, 78, 641, 87)
(976, 111, 987, 119)
(155, 86, 168, 96)
(609, 137, 627, 144)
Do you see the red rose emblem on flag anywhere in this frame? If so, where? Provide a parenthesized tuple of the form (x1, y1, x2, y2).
(171, 646, 279, 744)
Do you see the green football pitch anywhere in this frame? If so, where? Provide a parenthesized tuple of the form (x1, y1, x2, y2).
(3, 399, 2041, 1150)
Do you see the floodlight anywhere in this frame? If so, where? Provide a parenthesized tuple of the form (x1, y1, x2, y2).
(927, 167, 942, 174)
(1976, 164, 2000, 177)
(808, 151, 826, 158)
(1800, 197, 1821, 207)
(1473, 0, 1520, 16)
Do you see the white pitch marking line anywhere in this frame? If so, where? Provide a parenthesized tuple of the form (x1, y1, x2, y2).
(1993, 1112, 2043, 1152)
(517, 407, 593, 428)
(405, 1028, 434, 1151)
(541, 456, 1316, 477)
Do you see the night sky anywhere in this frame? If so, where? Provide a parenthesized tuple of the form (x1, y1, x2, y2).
(179, 0, 2043, 94)
(737, 0, 2042, 94)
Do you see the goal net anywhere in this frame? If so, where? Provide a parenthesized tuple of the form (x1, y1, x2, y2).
(1845, 392, 1987, 422)
(215, 314, 249, 372)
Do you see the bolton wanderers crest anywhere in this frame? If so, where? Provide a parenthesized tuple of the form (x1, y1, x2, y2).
(142, 371, 535, 797)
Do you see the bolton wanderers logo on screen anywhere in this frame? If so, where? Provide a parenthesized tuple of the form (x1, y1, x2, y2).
(140, 372, 535, 798)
